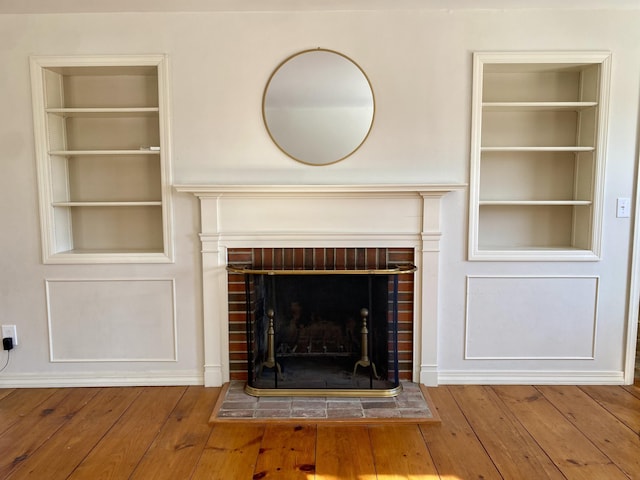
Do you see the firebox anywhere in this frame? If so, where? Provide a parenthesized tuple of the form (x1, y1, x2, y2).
(227, 247, 415, 397)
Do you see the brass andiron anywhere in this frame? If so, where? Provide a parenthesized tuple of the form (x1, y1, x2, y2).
(258, 309, 283, 379)
(353, 308, 379, 379)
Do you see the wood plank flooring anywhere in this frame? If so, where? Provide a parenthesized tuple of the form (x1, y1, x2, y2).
(0, 383, 638, 479)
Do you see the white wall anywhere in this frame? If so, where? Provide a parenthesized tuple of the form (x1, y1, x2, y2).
(0, 3, 638, 385)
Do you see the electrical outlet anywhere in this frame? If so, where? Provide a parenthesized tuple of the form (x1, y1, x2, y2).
(1, 325, 18, 346)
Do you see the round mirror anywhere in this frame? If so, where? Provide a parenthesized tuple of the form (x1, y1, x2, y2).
(262, 49, 375, 166)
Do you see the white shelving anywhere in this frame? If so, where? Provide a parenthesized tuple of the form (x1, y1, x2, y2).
(469, 52, 611, 261)
(30, 55, 173, 263)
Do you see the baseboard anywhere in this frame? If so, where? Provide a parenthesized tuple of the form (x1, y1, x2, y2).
(2, 369, 624, 388)
(438, 370, 625, 385)
(0, 370, 204, 388)
(204, 364, 225, 387)
(419, 365, 438, 386)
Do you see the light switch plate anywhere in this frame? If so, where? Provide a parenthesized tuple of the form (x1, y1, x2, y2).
(617, 197, 631, 218)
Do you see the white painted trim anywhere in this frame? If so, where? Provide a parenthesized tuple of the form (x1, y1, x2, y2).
(42, 253, 175, 264)
(468, 51, 611, 261)
(30, 54, 174, 264)
(204, 365, 224, 387)
(179, 184, 460, 387)
(157, 54, 176, 264)
(625, 134, 640, 384)
(464, 275, 599, 360)
(215, 233, 423, 248)
(438, 370, 624, 385)
(419, 364, 438, 386)
(175, 184, 465, 195)
(45, 278, 178, 362)
(0, 371, 203, 388)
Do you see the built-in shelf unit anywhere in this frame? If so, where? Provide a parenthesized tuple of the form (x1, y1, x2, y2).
(469, 52, 611, 261)
(30, 55, 173, 263)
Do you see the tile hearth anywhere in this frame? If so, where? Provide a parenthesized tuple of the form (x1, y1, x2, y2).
(210, 381, 438, 424)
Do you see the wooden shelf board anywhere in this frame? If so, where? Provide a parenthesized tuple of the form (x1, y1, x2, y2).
(479, 200, 592, 206)
(56, 248, 165, 254)
(52, 201, 162, 207)
(49, 149, 160, 156)
(46, 107, 159, 117)
(481, 146, 594, 152)
(482, 102, 597, 111)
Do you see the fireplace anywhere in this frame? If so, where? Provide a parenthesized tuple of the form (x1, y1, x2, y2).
(174, 184, 460, 387)
(227, 247, 415, 396)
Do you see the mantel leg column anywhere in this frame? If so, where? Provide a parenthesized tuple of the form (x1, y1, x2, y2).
(201, 232, 229, 387)
(418, 193, 445, 387)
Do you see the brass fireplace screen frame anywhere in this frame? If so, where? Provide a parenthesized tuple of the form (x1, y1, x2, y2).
(226, 265, 417, 276)
(227, 264, 417, 397)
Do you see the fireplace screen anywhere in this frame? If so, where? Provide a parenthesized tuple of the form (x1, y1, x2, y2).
(228, 265, 415, 397)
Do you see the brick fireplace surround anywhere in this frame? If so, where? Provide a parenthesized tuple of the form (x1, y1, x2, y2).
(174, 184, 459, 387)
(227, 246, 416, 382)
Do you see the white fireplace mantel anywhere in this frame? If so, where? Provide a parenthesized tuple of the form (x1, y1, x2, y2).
(175, 184, 464, 386)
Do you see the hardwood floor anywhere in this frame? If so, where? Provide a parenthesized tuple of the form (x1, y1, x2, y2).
(0, 383, 638, 479)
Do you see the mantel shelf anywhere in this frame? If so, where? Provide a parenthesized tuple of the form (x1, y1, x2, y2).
(174, 184, 467, 197)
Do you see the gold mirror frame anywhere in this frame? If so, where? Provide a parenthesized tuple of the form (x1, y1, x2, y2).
(262, 48, 375, 166)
